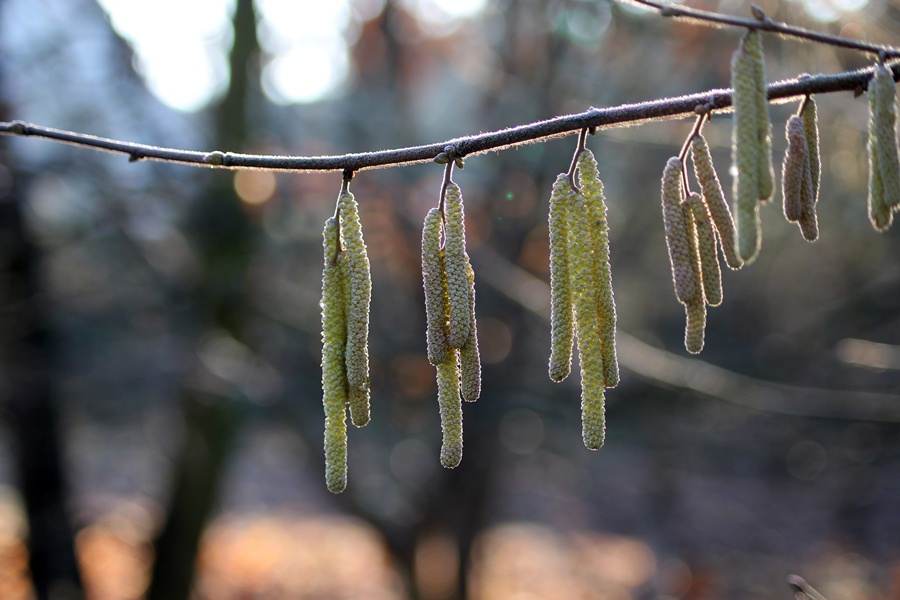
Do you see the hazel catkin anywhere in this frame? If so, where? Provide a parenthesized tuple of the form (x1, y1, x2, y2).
(745, 30, 775, 202)
(548, 173, 575, 383)
(339, 191, 372, 427)
(801, 97, 821, 205)
(437, 349, 463, 468)
(690, 134, 743, 270)
(661, 157, 702, 306)
(321, 217, 348, 494)
(782, 115, 812, 224)
(871, 63, 900, 213)
(687, 192, 723, 307)
(444, 182, 472, 349)
(459, 256, 481, 402)
(577, 148, 619, 389)
(684, 300, 707, 355)
(422, 208, 450, 365)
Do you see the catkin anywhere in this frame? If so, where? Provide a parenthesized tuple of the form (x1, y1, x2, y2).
(687, 192, 723, 307)
(868, 66, 893, 231)
(782, 115, 811, 224)
(732, 32, 763, 262)
(444, 182, 472, 348)
(321, 218, 348, 494)
(339, 192, 372, 427)
(577, 149, 619, 389)
(872, 63, 900, 210)
(422, 208, 450, 365)
(437, 349, 463, 468)
(684, 300, 707, 355)
(548, 174, 575, 383)
(661, 157, 702, 306)
(690, 135, 743, 270)
(745, 30, 775, 202)
(460, 256, 481, 402)
(801, 97, 821, 205)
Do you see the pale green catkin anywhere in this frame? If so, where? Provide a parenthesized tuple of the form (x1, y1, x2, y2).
(339, 191, 372, 427)
(422, 208, 450, 366)
(577, 148, 619, 389)
(782, 115, 810, 224)
(444, 182, 472, 349)
(548, 174, 575, 383)
(661, 157, 702, 306)
(868, 66, 893, 231)
(801, 98, 821, 204)
(321, 218, 348, 494)
(732, 33, 763, 262)
(690, 135, 743, 270)
(460, 256, 481, 402)
(687, 192, 723, 307)
(744, 30, 775, 202)
(566, 187, 606, 450)
(437, 348, 463, 468)
(684, 300, 707, 355)
(873, 63, 900, 210)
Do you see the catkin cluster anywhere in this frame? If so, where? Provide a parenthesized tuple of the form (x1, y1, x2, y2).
(421, 182, 481, 469)
(546, 148, 617, 450)
(731, 29, 773, 264)
(867, 62, 900, 231)
(781, 98, 820, 242)
(319, 191, 373, 494)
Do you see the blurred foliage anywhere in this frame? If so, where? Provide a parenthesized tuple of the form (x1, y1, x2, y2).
(1, 0, 900, 598)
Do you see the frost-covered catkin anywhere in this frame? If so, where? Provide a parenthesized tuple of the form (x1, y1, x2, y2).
(690, 135, 743, 271)
(437, 349, 463, 468)
(548, 174, 575, 383)
(801, 98, 821, 205)
(684, 300, 707, 355)
(577, 149, 619, 389)
(422, 208, 450, 365)
(872, 63, 900, 211)
(744, 30, 775, 202)
(339, 192, 372, 427)
(459, 256, 481, 402)
(566, 188, 606, 450)
(661, 157, 702, 306)
(687, 192, 723, 307)
(782, 115, 811, 224)
(732, 32, 763, 262)
(321, 218, 348, 494)
(444, 183, 472, 348)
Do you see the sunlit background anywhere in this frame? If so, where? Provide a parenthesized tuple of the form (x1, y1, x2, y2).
(1, 0, 900, 599)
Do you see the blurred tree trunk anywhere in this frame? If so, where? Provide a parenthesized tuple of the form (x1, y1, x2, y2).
(146, 1, 260, 599)
(0, 1, 84, 597)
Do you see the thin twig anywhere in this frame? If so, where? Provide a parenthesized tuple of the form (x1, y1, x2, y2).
(788, 575, 830, 600)
(0, 62, 894, 174)
(626, 0, 900, 57)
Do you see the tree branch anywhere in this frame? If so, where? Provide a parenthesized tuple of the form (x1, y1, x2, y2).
(626, 0, 900, 58)
(0, 62, 894, 173)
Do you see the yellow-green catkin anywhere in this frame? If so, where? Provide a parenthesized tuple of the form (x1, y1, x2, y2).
(321, 218, 348, 494)
(577, 148, 619, 389)
(437, 348, 463, 468)
(444, 182, 471, 349)
(339, 192, 372, 427)
(548, 174, 575, 383)
(732, 32, 763, 262)
(782, 115, 811, 224)
(801, 97, 821, 204)
(661, 157, 702, 306)
(422, 208, 450, 366)
(687, 192, 723, 307)
(684, 300, 707, 355)
(873, 63, 900, 210)
(745, 30, 775, 202)
(460, 256, 481, 402)
(868, 65, 893, 231)
(566, 187, 606, 450)
(690, 135, 743, 270)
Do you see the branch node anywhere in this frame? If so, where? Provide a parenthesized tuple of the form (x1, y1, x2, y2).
(434, 152, 450, 165)
(128, 153, 143, 163)
(659, 5, 684, 17)
(750, 4, 768, 21)
(8, 120, 27, 135)
(204, 151, 226, 166)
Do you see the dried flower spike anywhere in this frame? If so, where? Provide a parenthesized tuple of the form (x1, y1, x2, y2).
(321, 217, 348, 494)
(339, 191, 372, 427)
(459, 256, 481, 402)
(437, 349, 463, 468)
(577, 148, 619, 389)
(690, 134, 743, 270)
(548, 173, 575, 383)
(444, 182, 472, 349)
(687, 192, 723, 307)
(422, 208, 450, 366)
(661, 157, 702, 306)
